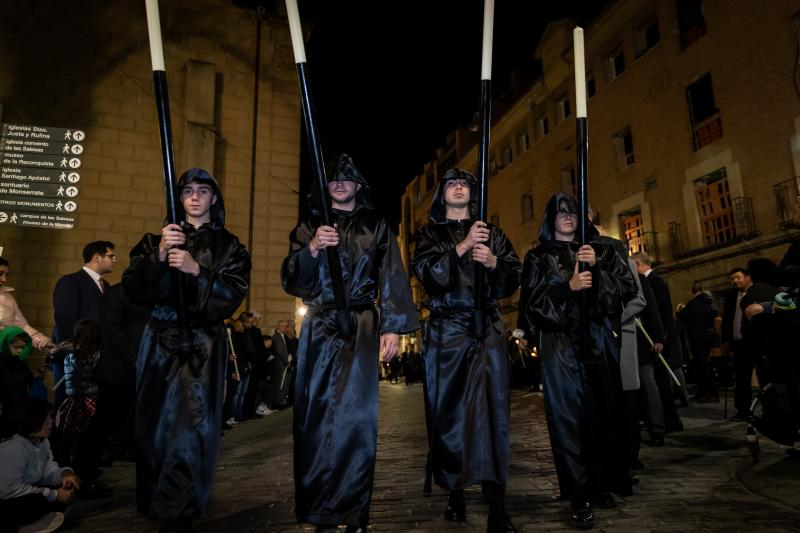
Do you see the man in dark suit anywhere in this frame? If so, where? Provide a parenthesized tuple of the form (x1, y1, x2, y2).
(632, 252, 683, 433)
(51, 241, 116, 408)
(721, 268, 752, 419)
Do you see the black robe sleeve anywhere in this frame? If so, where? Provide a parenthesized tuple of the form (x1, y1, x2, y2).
(123, 234, 171, 306)
(518, 249, 574, 333)
(188, 238, 250, 323)
(489, 227, 521, 300)
(378, 222, 420, 335)
(593, 243, 638, 318)
(411, 226, 460, 295)
(281, 221, 322, 300)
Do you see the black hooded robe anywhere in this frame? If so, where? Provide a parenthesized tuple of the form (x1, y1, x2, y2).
(123, 169, 250, 520)
(411, 168, 521, 492)
(518, 193, 636, 505)
(281, 155, 419, 526)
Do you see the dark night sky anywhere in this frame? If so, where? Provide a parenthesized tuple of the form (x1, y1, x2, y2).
(293, 1, 610, 228)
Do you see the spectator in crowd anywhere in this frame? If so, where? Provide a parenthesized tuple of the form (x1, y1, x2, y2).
(51, 241, 115, 410)
(721, 267, 752, 419)
(255, 335, 277, 416)
(636, 270, 667, 447)
(52, 319, 110, 499)
(0, 399, 81, 533)
(0, 326, 35, 439)
(677, 283, 719, 404)
(631, 252, 683, 433)
(0, 257, 54, 352)
(271, 320, 291, 408)
(242, 312, 268, 419)
(224, 315, 257, 428)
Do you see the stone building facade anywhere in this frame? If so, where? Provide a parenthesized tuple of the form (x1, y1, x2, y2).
(0, 0, 304, 361)
(400, 0, 800, 330)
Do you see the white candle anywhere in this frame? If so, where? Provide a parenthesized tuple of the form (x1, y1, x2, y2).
(573, 27, 587, 118)
(481, 0, 495, 81)
(144, 0, 166, 71)
(285, 0, 307, 64)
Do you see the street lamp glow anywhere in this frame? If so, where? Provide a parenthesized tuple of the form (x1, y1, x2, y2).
(298, 306, 307, 316)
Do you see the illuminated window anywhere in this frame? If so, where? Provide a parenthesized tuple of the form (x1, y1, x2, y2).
(621, 211, 647, 255)
(695, 168, 736, 245)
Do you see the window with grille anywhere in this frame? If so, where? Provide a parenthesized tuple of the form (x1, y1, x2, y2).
(621, 211, 646, 255)
(425, 172, 435, 191)
(677, 0, 707, 50)
(521, 193, 534, 224)
(518, 128, 530, 154)
(613, 127, 635, 170)
(687, 73, 722, 150)
(536, 114, 549, 138)
(607, 46, 626, 80)
(557, 95, 571, 121)
(561, 165, 577, 197)
(695, 168, 736, 245)
(635, 17, 661, 57)
(501, 143, 513, 167)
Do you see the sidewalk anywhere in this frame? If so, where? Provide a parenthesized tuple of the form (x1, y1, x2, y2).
(70, 383, 800, 531)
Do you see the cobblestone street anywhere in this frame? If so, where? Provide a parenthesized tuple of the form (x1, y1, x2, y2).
(74, 383, 800, 532)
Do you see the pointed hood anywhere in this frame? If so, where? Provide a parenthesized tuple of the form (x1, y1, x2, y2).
(308, 153, 374, 218)
(537, 192, 598, 243)
(428, 168, 479, 224)
(174, 168, 225, 227)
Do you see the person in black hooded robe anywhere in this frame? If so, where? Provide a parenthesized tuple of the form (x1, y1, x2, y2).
(517, 193, 636, 529)
(411, 168, 520, 533)
(281, 154, 419, 531)
(123, 168, 250, 531)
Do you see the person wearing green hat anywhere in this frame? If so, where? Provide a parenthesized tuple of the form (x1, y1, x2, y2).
(0, 326, 34, 438)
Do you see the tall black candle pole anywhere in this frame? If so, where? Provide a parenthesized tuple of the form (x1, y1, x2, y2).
(574, 27, 590, 359)
(144, 0, 191, 356)
(471, 0, 494, 339)
(285, 0, 351, 336)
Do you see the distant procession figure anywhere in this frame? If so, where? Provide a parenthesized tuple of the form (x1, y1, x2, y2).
(123, 169, 250, 531)
(518, 193, 637, 529)
(281, 155, 419, 531)
(411, 168, 521, 533)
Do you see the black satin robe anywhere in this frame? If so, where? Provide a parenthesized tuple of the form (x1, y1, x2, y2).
(518, 194, 636, 505)
(123, 170, 250, 520)
(413, 218, 520, 491)
(281, 204, 419, 526)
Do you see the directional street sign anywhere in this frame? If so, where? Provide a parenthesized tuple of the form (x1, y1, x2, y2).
(0, 168, 80, 184)
(1, 124, 85, 143)
(0, 137, 83, 156)
(1, 123, 85, 230)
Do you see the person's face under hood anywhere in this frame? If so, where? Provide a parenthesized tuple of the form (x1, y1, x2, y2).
(0, 326, 32, 361)
(327, 179, 362, 208)
(175, 168, 225, 227)
(538, 192, 597, 243)
(429, 168, 479, 223)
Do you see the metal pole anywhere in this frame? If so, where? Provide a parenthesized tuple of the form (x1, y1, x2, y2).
(471, 0, 494, 339)
(145, 0, 191, 356)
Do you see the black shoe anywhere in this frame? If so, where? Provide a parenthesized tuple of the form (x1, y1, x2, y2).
(571, 501, 594, 530)
(314, 525, 338, 533)
(223, 422, 234, 430)
(630, 471, 640, 485)
(649, 434, 665, 447)
(631, 459, 645, 470)
(590, 492, 616, 509)
(444, 490, 466, 522)
(487, 510, 518, 533)
(79, 480, 113, 500)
